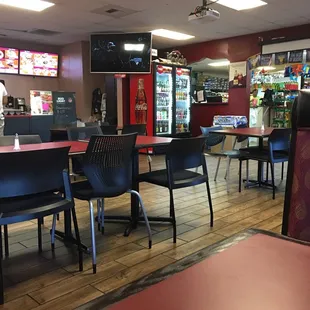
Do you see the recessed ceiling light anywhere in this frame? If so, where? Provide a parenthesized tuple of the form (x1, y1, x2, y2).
(217, 0, 267, 11)
(0, 0, 55, 12)
(209, 60, 230, 67)
(151, 29, 195, 40)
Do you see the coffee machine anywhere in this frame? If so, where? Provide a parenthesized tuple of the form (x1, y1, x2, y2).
(15, 98, 26, 113)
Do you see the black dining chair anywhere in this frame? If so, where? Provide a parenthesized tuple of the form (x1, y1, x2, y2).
(0, 134, 42, 146)
(71, 134, 152, 274)
(0, 147, 83, 304)
(100, 125, 117, 135)
(122, 124, 152, 172)
(239, 128, 291, 199)
(139, 137, 214, 243)
(67, 126, 103, 177)
(199, 126, 226, 181)
(67, 126, 103, 141)
(0, 134, 42, 257)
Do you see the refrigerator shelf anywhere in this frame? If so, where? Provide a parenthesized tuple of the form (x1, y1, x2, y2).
(157, 119, 169, 121)
(157, 106, 170, 108)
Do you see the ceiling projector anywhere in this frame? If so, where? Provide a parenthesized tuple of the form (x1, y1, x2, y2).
(188, 1, 220, 23)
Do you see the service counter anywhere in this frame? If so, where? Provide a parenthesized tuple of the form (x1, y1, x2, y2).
(4, 115, 54, 142)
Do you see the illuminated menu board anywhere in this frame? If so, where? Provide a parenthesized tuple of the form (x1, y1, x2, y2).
(19, 50, 58, 77)
(0, 47, 19, 74)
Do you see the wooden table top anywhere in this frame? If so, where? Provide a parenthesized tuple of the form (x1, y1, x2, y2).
(79, 230, 310, 310)
(210, 127, 275, 138)
(0, 136, 173, 155)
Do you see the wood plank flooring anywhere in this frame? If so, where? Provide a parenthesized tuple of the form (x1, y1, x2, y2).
(0, 155, 287, 309)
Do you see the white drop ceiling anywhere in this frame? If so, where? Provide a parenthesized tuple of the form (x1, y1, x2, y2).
(0, 0, 309, 48)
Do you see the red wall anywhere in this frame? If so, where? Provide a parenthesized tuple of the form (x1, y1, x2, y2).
(164, 23, 310, 135)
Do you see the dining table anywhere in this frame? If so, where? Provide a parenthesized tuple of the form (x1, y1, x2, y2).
(78, 229, 310, 310)
(0, 136, 173, 248)
(209, 127, 276, 188)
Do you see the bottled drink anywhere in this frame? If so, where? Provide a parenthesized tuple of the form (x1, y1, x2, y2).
(135, 79, 148, 124)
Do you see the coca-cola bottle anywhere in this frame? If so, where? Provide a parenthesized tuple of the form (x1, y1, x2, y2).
(135, 79, 147, 124)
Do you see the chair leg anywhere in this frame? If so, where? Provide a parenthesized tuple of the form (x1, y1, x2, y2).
(4, 226, 9, 258)
(169, 189, 177, 243)
(270, 162, 276, 200)
(38, 219, 42, 253)
(57, 214, 60, 221)
(224, 158, 232, 180)
(89, 200, 97, 274)
(71, 206, 83, 272)
(281, 162, 285, 180)
(100, 199, 105, 235)
(239, 160, 242, 193)
(246, 160, 249, 183)
(147, 149, 152, 172)
(0, 227, 3, 305)
(97, 199, 101, 232)
(128, 190, 152, 248)
(214, 158, 221, 181)
(51, 214, 57, 251)
(225, 158, 231, 192)
(266, 164, 269, 182)
(205, 180, 214, 227)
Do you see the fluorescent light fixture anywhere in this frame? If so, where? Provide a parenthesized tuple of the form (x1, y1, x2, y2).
(151, 29, 195, 40)
(124, 44, 145, 52)
(217, 0, 267, 11)
(256, 66, 276, 71)
(209, 60, 230, 67)
(0, 0, 55, 12)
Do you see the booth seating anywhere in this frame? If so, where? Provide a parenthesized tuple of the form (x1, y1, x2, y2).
(282, 91, 310, 241)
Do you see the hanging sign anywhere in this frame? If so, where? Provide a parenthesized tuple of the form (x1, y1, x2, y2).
(275, 52, 288, 65)
(289, 50, 303, 63)
(260, 54, 273, 66)
(229, 62, 247, 88)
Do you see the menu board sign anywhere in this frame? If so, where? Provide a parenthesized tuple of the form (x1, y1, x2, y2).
(52, 91, 77, 125)
(30, 90, 53, 115)
(288, 50, 303, 63)
(275, 52, 288, 65)
(20, 50, 58, 77)
(260, 54, 273, 66)
(0, 47, 19, 74)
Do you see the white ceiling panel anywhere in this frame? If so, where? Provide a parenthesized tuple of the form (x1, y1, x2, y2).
(0, 0, 308, 47)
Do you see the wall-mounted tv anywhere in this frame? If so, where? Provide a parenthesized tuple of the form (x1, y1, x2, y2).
(19, 50, 59, 77)
(90, 32, 152, 74)
(0, 47, 19, 74)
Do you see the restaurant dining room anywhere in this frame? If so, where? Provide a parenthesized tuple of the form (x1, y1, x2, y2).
(0, 0, 310, 309)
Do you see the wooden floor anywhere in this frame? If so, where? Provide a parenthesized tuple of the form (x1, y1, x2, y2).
(1, 155, 286, 309)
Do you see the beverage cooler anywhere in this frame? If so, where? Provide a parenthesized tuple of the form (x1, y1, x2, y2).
(129, 63, 192, 138)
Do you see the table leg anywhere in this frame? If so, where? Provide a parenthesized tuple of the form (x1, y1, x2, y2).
(124, 150, 140, 236)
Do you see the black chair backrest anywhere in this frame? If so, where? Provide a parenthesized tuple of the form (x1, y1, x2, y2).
(200, 126, 225, 148)
(166, 137, 206, 172)
(83, 134, 137, 197)
(100, 125, 117, 135)
(122, 124, 146, 135)
(0, 135, 42, 146)
(235, 123, 248, 143)
(67, 126, 102, 141)
(0, 147, 70, 199)
(268, 129, 291, 152)
(85, 122, 98, 127)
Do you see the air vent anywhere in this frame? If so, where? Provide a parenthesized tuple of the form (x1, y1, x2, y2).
(28, 29, 61, 36)
(91, 4, 137, 18)
(106, 8, 119, 14)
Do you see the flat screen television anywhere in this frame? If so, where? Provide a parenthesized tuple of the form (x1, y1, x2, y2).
(0, 47, 19, 74)
(19, 50, 59, 77)
(90, 32, 152, 74)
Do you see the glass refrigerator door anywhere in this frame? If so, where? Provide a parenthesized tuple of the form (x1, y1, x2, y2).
(175, 67, 191, 134)
(155, 65, 173, 135)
